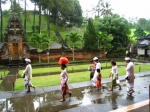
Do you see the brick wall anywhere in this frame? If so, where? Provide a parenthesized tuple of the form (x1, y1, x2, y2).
(29, 50, 105, 62)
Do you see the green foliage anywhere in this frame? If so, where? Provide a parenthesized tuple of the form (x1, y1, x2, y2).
(65, 32, 81, 48)
(65, 32, 82, 61)
(30, 33, 49, 52)
(83, 18, 99, 51)
(98, 14, 131, 52)
(134, 27, 146, 38)
(39, 0, 83, 27)
(2, 10, 10, 17)
(134, 18, 150, 32)
(99, 32, 114, 52)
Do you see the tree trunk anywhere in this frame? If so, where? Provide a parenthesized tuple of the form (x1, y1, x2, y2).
(73, 46, 75, 61)
(47, 5, 50, 39)
(10, 0, 13, 9)
(24, 0, 26, 38)
(39, 53, 41, 63)
(38, 2, 41, 34)
(0, 0, 3, 42)
(33, 2, 36, 33)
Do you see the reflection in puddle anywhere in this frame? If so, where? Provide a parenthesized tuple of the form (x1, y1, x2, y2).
(81, 94, 92, 106)
(0, 75, 149, 112)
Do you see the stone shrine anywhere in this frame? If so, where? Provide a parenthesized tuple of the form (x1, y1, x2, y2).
(0, 12, 29, 64)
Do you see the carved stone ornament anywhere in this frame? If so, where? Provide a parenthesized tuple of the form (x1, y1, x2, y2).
(8, 36, 20, 43)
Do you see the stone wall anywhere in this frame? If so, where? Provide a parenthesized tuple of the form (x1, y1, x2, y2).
(29, 50, 105, 62)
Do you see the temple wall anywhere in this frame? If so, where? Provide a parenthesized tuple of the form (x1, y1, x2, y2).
(29, 50, 105, 62)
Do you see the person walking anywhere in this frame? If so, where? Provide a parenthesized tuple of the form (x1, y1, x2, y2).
(22, 58, 35, 92)
(96, 69, 102, 90)
(59, 57, 72, 102)
(88, 60, 96, 80)
(125, 57, 135, 95)
(91, 57, 102, 87)
(109, 61, 121, 91)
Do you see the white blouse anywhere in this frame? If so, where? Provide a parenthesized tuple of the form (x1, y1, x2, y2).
(60, 70, 68, 84)
(23, 64, 32, 80)
(111, 65, 118, 79)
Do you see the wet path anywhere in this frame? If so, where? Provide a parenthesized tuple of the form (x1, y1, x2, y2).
(0, 74, 149, 112)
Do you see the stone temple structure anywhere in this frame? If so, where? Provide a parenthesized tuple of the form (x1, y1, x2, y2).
(0, 12, 30, 91)
(0, 12, 29, 64)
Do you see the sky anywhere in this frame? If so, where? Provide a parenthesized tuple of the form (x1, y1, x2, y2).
(2, 0, 150, 20)
(78, 0, 150, 20)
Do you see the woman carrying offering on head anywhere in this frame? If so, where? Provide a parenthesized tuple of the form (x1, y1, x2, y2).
(59, 57, 72, 102)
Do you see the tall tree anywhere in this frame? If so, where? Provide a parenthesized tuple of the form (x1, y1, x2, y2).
(101, 1, 113, 17)
(65, 32, 81, 61)
(134, 27, 146, 38)
(40, 0, 54, 38)
(0, 0, 2, 42)
(98, 14, 131, 52)
(30, 0, 41, 34)
(0, 0, 7, 42)
(24, 0, 26, 37)
(98, 32, 113, 52)
(38, 1, 41, 34)
(30, 0, 38, 33)
(83, 18, 99, 51)
(41, 0, 82, 27)
(137, 18, 147, 30)
(93, 0, 113, 18)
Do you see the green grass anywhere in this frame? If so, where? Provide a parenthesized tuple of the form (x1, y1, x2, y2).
(15, 63, 150, 90)
(18, 62, 125, 76)
(0, 71, 9, 77)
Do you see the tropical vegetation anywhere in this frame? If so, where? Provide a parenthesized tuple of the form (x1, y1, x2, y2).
(0, 0, 150, 55)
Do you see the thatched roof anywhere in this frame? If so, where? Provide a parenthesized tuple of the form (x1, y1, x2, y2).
(49, 42, 69, 50)
(137, 44, 148, 48)
(27, 44, 37, 51)
(144, 34, 150, 40)
(136, 37, 144, 40)
(140, 40, 149, 45)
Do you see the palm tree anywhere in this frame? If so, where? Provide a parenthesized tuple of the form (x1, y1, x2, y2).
(30, 33, 49, 63)
(66, 32, 81, 61)
(101, 2, 113, 17)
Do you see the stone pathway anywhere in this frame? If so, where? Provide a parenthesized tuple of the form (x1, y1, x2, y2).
(0, 68, 18, 91)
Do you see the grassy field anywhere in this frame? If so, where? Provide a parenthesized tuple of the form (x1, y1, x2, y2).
(17, 62, 125, 76)
(14, 63, 150, 90)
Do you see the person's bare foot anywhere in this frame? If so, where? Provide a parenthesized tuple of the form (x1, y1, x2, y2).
(60, 99, 65, 102)
(109, 89, 113, 91)
(69, 93, 72, 97)
(33, 87, 36, 91)
(26, 90, 31, 92)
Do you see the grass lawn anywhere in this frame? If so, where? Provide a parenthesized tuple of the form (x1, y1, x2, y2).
(0, 71, 9, 77)
(15, 63, 150, 90)
(18, 62, 125, 76)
